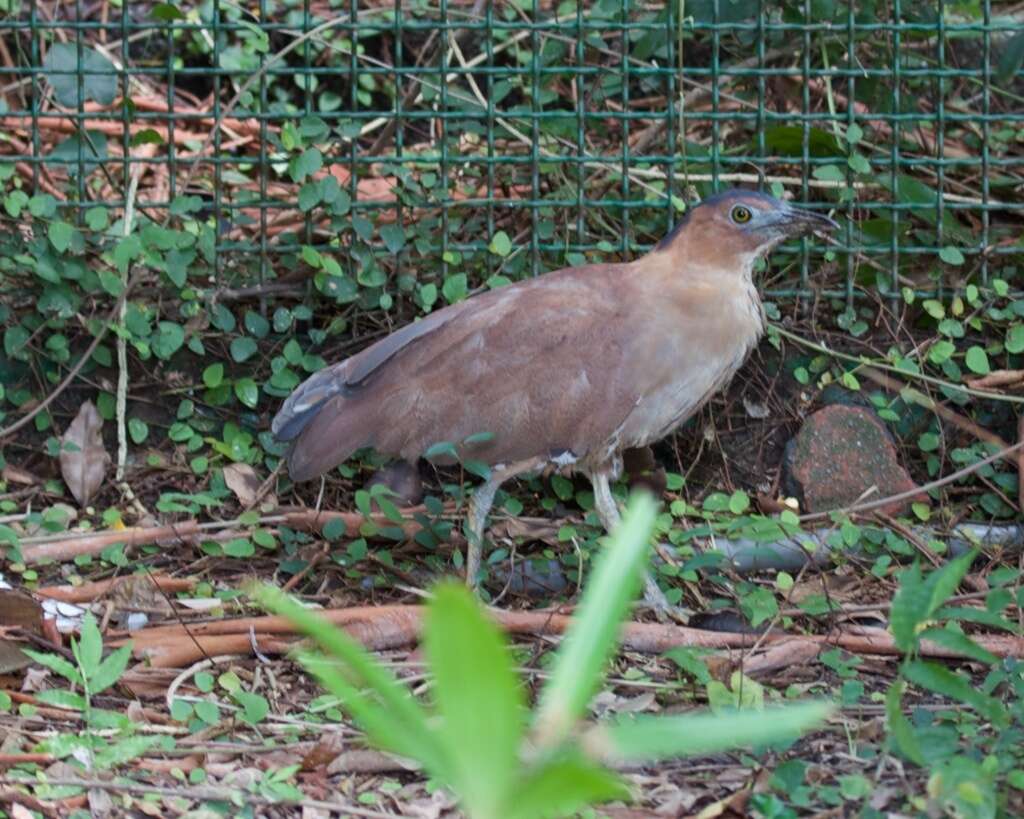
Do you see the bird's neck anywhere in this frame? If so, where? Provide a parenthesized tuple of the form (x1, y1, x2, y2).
(637, 243, 766, 339)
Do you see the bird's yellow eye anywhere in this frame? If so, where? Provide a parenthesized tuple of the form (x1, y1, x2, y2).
(731, 205, 753, 224)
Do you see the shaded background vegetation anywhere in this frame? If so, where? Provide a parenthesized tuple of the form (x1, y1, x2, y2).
(1, 0, 1024, 815)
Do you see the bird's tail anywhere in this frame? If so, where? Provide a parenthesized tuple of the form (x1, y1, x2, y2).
(271, 365, 347, 442)
(272, 363, 376, 481)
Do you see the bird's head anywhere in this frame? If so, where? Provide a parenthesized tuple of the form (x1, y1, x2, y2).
(656, 189, 838, 272)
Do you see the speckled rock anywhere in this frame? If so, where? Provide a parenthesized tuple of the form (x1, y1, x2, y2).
(784, 404, 924, 516)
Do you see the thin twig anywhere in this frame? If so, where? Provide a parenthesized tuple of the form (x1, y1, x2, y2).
(858, 365, 1018, 469)
(772, 323, 1024, 405)
(115, 165, 142, 483)
(0, 287, 132, 442)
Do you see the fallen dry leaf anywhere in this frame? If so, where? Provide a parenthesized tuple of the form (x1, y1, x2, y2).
(1, 463, 40, 485)
(0, 588, 44, 674)
(965, 369, 1024, 391)
(222, 462, 261, 506)
(59, 401, 110, 506)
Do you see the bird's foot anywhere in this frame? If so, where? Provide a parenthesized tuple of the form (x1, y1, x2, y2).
(638, 575, 690, 625)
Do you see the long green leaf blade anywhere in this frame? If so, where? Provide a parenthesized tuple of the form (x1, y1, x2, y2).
(885, 681, 925, 765)
(505, 749, 630, 819)
(252, 584, 447, 772)
(924, 549, 977, 617)
(533, 492, 657, 747)
(904, 659, 1006, 725)
(424, 583, 525, 818)
(592, 701, 832, 762)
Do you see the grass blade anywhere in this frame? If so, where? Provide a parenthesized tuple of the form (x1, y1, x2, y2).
(424, 582, 525, 817)
(591, 701, 833, 762)
(532, 491, 657, 747)
(252, 584, 449, 773)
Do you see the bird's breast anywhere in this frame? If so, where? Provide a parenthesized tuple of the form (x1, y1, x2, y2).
(614, 275, 765, 450)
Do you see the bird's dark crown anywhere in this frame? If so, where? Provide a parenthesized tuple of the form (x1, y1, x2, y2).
(656, 188, 784, 250)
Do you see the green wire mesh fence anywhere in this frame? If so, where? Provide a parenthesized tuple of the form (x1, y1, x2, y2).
(1, 0, 1022, 308)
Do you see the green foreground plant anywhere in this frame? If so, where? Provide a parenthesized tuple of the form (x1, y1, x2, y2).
(255, 492, 831, 819)
(22, 612, 169, 770)
(883, 549, 1024, 819)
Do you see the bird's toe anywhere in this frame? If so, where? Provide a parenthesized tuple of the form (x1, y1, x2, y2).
(639, 576, 690, 624)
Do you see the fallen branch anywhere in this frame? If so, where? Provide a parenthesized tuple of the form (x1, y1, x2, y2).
(115, 603, 1024, 668)
(966, 369, 1024, 391)
(36, 573, 196, 604)
(16, 507, 432, 564)
(20, 521, 202, 564)
(0, 754, 54, 767)
(283, 508, 426, 539)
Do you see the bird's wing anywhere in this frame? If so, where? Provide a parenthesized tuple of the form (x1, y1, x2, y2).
(271, 304, 463, 441)
(281, 263, 645, 480)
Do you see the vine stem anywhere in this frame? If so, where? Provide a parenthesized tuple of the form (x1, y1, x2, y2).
(770, 322, 1024, 405)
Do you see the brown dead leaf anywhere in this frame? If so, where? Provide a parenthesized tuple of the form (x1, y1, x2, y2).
(0, 589, 44, 674)
(786, 571, 863, 606)
(965, 369, 1024, 391)
(1, 464, 40, 485)
(223, 462, 261, 506)
(59, 401, 110, 506)
(10, 803, 36, 819)
(0, 589, 44, 633)
(491, 515, 565, 546)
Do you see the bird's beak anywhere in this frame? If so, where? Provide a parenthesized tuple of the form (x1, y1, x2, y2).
(777, 203, 839, 237)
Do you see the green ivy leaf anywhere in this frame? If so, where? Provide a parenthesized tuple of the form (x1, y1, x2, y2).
(234, 378, 259, 408)
(98, 270, 124, 296)
(297, 181, 321, 212)
(442, 273, 468, 304)
(289, 147, 322, 183)
(128, 418, 149, 444)
(152, 322, 185, 360)
(244, 311, 270, 339)
(964, 346, 990, 375)
(113, 235, 143, 273)
(85, 206, 108, 230)
(928, 340, 956, 364)
(43, 43, 117, 107)
(29, 194, 58, 218)
(380, 224, 406, 254)
(728, 490, 749, 515)
(230, 338, 258, 363)
(939, 246, 965, 265)
(1006, 324, 1024, 355)
(812, 164, 845, 182)
(48, 221, 74, 253)
(847, 152, 871, 174)
(489, 230, 512, 257)
(169, 195, 203, 215)
(203, 363, 224, 388)
(996, 29, 1024, 85)
(4, 190, 28, 217)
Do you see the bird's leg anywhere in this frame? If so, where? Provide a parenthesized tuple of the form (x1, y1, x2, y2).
(465, 457, 546, 589)
(590, 470, 679, 618)
(466, 472, 503, 588)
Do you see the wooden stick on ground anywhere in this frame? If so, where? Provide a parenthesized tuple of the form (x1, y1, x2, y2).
(114, 604, 1024, 668)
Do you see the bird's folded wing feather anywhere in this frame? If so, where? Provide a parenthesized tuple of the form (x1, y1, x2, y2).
(280, 263, 653, 477)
